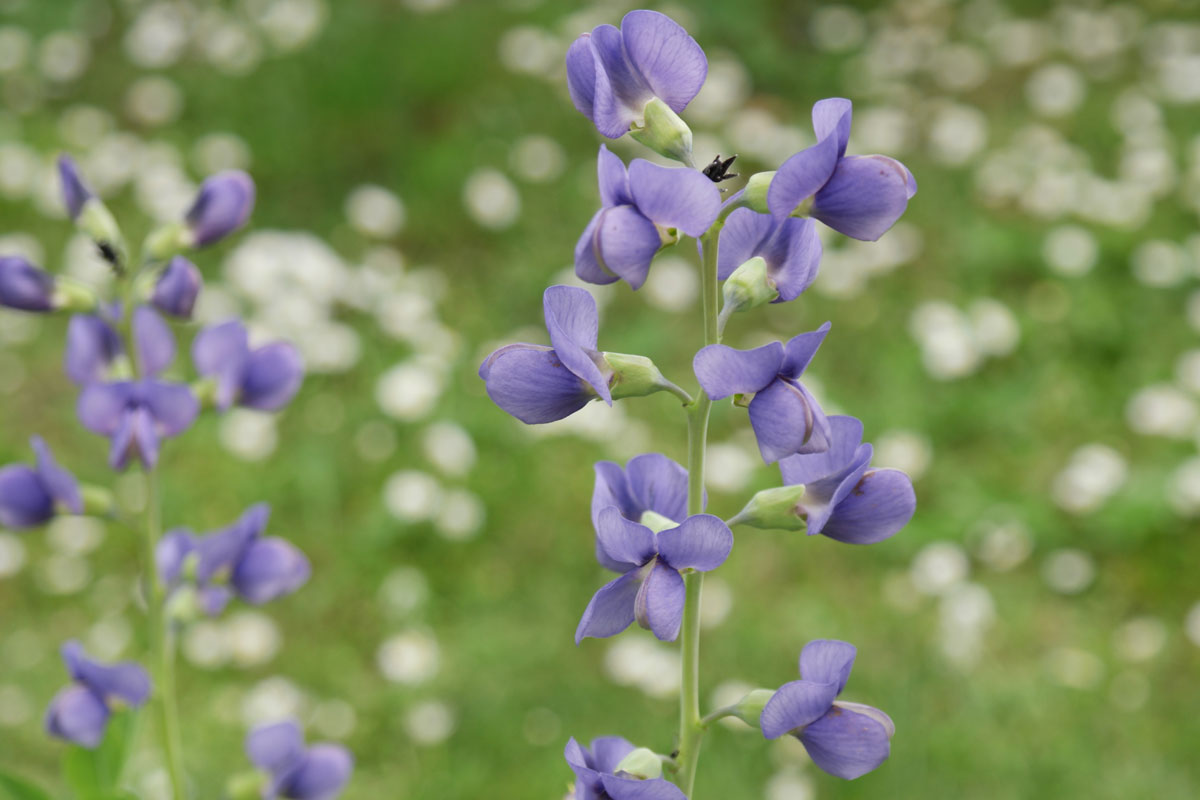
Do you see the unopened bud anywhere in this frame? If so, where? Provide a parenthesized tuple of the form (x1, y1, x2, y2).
(744, 172, 774, 214)
(630, 97, 694, 165)
(726, 485, 807, 532)
(613, 747, 663, 780)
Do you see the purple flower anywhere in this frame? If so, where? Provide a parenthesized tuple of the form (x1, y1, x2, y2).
(157, 504, 310, 614)
(761, 639, 894, 780)
(575, 145, 720, 290)
(480, 285, 613, 424)
(693, 323, 833, 463)
(0, 256, 55, 312)
(718, 208, 822, 303)
(768, 98, 916, 241)
(566, 10, 706, 139)
(778, 415, 915, 545)
(185, 171, 255, 247)
(246, 720, 353, 800)
(565, 737, 685, 800)
(0, 437, 82, 529)
(576, 507, 731, 643)
(77, 308, 198, 469)
(192, 320, 304, 412)
(151, 256, 202, 319)
(44, 641, 151, 749)
(57, 155, 94, 221)
(65, 311, 123, 385)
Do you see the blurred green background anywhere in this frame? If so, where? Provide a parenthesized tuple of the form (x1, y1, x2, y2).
(2, 0, 1200, 798)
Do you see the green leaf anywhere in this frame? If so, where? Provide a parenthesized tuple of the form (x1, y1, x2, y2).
(0, 770, 55, 800)
(61, 711, 141, 800)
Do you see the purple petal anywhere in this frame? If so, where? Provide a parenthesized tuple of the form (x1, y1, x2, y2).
(130, 407, 160, 469)
(65, 314, 122, 385)
(564, 736, 592, 772)
(767, 135, 840, 219)
(231, 537, 311, 604)
(799, 639, 856, 692)
(811, 98, 853, 159)
(780, 322, 831, 378)
(627, 160, 721, 237)
(693, 341, 783, 400)
(747, 379, 832, 464)
(589, 736, 637, 774)
(61, 641, 151, 706)
(760, 679, 839, 739)
(0, 256, 55, 312)
(192, 320, 249, 410)
(799, 705, 892, 780)
(133, 306, 175, 377)
(595, 507, 656, 570)
(624, 452, 692, 522)
(566, 36, 599, 121)
(543, 285, 609, 403)
(716, 207, 775, 280)
(151, 257, 202, 319)
(594, 205, 662, 291)
(482, 344, 594, 424)
(655, 514, 732, 572)
(0, 465, 54, 529)
(822, 468, 916, 545)
(574, 211, 619, 286)
(77, 382, 133, 436)
(195, 504, 269, 583)
(278, 744, 353, 799)
(32, 436, 82, 514)
(597, 145, 632, 207)
(57, 155, 93, 220)
(801, 444, 873, 536)
(565, 738, 605, 800)
(241, 343, 304, 411)
(811, 155, 915, 241)
(620, 9, 707, 113)
(142, 380, 199, 437)
(45, 684, 109, 749)
(766, 217, 822, 303)
(779, 415, 864, 486)
(156, 529, 195, 586)
(199, 586, 233, 616)
(591, 461, 641, 528)
(576, 569, 643, 644)
(599, 774, 687, 800)
(186, 170, 256, 247)
(589, 24, 651, 138)
(107, 411, 135, 470)
(633, 560, 685, 641)
(247, 720, 305, 773)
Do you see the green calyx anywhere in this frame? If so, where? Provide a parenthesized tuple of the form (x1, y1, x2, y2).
(604, 352, 685, 402)
(144, 222, 191, 262)
(743, 172, 774, 214)
(629, 97, 694, 165)
(726, 485, 808, 532)
(719, 256, 778, 330)
(730, 689, 775, 727)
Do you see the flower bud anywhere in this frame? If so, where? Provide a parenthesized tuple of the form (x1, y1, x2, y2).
(629, 97, 694, 165)
(726, 485, 807, 532)
(0, 256, 55, 312)
(728, 689, 775, 727)
(151, 256, 202, 319)
(720, 256, 778, 327)
(62, 157, 128, 266)
(57, 155, 92, 221)
(184, 171, 255, 248)
(743, 172, 774, 214)
(603, 352, 677, 401)
(613, 747, 663, 780)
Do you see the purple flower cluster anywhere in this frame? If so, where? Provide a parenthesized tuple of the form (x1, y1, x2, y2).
(479, 9, 921, 795)
(0, 155, 350, 796)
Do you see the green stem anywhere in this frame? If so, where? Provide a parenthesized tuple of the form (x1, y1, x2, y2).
(699, 706, 737, 728)
(144, 468, 186, 800)
(676, 229, 721, 796)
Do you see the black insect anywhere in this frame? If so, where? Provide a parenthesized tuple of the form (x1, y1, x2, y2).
(702, 154, 739, 184)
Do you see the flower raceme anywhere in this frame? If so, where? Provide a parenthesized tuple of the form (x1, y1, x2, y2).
(77, 307, 199, 469)
(44, 641, 150, 749)
(0, 437, 82, 529)
(157, 504, 310, 617)
(192, 320, 305, 412)
(575, 145, 720, 290)
(566, 10, 707, 145)
(763, 98, 917, 241)
(565, 737, 685, 800)
(760, 640, 895, 780)
(245, 720, 353, 800)
(576, 507, 732, 643)
(693, 323, 833, 463)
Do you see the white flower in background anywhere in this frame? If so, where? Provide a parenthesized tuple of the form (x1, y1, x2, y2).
(1042, 549, 1096, 595)
(378, 630, 440, 686)
(1052, 443, 1127, 514)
